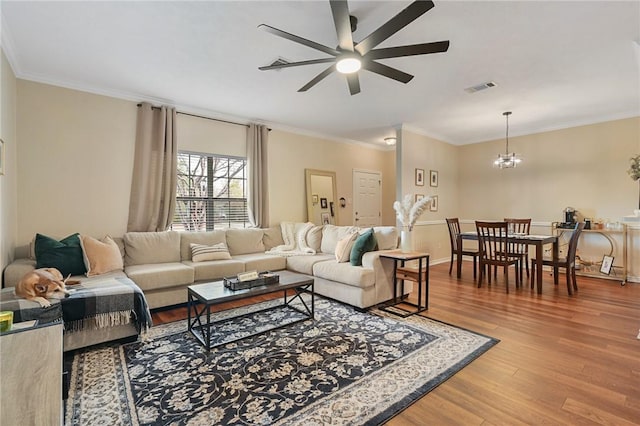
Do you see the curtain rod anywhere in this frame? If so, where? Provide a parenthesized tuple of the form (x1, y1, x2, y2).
(136, 103, 249, 128)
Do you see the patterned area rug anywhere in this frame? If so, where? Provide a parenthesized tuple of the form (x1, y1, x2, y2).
(65, 297, 498, 425)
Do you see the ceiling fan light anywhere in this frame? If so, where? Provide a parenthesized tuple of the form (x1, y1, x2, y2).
(336, 57, 361, 74)
(384, 137, 396, 145)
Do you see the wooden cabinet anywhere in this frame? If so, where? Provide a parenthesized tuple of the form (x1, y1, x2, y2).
(0, 322, 63, 425)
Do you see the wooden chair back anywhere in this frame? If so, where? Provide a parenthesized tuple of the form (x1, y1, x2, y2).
(446, 218, 462, 251)
(475, 221, 510, 262)
(504, 218, 531, 234)
(566, 222, 586, 265)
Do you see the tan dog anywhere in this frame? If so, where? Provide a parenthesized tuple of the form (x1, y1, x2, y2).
(15, 268, 72, 307)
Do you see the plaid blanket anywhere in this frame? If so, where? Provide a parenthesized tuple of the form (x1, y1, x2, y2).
(63, 275, 152, 333)
(0, 289, 63, 324)
(0, 275, 152, 334)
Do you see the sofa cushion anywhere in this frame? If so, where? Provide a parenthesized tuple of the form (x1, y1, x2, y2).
(124, 231, 180, 266)
(35, 233, 87, 276)
(233, 253, 287, 272)
(179, 231, 226, 260)
(182, 259, 245, 282)
(80, 235, 124, 276)
(124, 263, 194, 291)
(226, 229, 265, 255)
(312, 260, 375, 288)
(305, 225, 323, 252)
(373, 227, 399, 250)
(335, 232, 358, 262)
(286, 254, 334, 275)
(350, 228, 378, 266)
(320, 225, 359, 254)
(263, 227, 285, 251)
(190, 243, 231, 262)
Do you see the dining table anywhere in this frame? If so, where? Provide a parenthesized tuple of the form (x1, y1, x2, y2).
(457, 231, 559, 294)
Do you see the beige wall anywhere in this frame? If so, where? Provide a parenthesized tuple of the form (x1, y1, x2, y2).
(398, 128, 459, 263)
(268, 129, 395, 227)
(458, 117, 640, 223)
(1, 50, 18, 278)
(16, 80, 137, 250)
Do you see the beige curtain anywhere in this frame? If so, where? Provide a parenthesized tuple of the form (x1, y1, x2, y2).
(127, 102, 177, 232)
(247, 124, 269, 227)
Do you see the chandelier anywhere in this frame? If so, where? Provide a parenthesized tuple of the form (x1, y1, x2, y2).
(494, 111, 522, 169)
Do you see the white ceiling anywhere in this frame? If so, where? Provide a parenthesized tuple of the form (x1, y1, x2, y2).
(2, 1, 639, 147)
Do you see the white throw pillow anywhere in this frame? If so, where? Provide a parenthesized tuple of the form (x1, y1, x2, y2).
(190, 242, 231, 262)
(334, 233, 358, 263)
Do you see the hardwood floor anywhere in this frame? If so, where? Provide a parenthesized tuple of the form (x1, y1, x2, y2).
(151, 262, 640, 425)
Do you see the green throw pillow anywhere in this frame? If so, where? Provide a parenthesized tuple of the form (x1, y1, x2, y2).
(35, 233, 87, 276)
(350, 228, 378, 266)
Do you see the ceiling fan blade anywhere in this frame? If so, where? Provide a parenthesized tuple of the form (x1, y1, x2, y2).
(298, 65, 336, 92)
(363, 61, 414, 84)
(259, 57, 336, 71)
(367, 40, 449, 60)
(346, 73, 361, 95)
(330, 0, 355, 52)
(355, 0, 434, 55)
(259, 24, 339, 56)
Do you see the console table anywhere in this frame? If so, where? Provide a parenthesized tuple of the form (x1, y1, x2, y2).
(554, 224, 627, 285)
(379, 251, 430, 317)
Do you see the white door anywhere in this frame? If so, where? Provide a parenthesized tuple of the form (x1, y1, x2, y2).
(353, 170, 382, 227)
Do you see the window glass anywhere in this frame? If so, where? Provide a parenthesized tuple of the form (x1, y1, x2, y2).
(173, 151, 249, 231)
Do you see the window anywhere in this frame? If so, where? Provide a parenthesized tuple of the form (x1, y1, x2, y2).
(172, 151, 249, 231)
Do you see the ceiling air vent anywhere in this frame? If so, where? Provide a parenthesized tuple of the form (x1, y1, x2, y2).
(464, 81, 498, 94)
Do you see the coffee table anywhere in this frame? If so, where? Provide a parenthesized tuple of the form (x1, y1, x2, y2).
(187, 270, 314, 351)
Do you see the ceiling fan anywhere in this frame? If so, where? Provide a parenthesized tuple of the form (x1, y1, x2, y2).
(258, 0, 449, 95)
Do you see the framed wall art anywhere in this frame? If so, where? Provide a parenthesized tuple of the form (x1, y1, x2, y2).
(600, 255, 614, 275)
(430, 170, 438, 187)
(430, 195, 438, 212)
(415, 194, 424, 203)
(321, 212, 330, 225)
(320, 197, 328, 209)
(415, 168, 424, 186)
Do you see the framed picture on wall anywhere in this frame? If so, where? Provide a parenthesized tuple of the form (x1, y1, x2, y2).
(312, 194, 319, 205)
(600, 255, 614, 275)
(415, 194, 424, 203)
(330, 202, 335, 217)
(430, 195, 438, 212)
(320, 198, 328, 209)
(415, 168, 425, 186)
(430, 170, 438, 187)
(321, 212, 330, 225)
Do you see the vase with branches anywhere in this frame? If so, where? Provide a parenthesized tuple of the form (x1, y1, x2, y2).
(628, 154, 640, 210)
(393, 194, 432, 252)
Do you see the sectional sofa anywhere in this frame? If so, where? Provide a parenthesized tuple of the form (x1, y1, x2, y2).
(4, 224, 408, 312)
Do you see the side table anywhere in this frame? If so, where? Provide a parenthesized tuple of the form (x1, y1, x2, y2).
(379, 251, 430, 317)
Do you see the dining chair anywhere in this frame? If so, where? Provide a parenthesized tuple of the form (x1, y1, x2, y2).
(530, 221, 585, 295)
(446, 218, 480, 279)
(475, 221, 521, 293)
(504, 218, 532, 281)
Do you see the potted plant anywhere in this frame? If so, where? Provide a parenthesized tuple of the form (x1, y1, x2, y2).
(627, 154, 640, 214)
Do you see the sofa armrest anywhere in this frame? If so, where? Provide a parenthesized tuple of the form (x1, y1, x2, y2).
(362, 250, 411, 302)
(3, 258, 37, 288)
